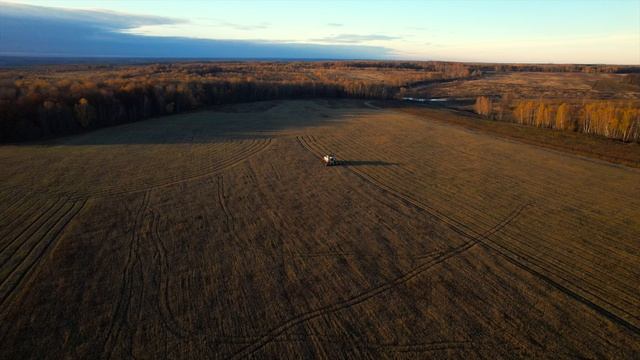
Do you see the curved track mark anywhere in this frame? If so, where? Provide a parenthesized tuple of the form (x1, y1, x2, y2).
(0, 199, 86, 311)
(73, 138, 273, 200)
(101, 191, 151, 360)
(0, 197, 67, 265)
(150, 210, 190, 339)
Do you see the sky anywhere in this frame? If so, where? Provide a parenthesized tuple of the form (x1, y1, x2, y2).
(1, 0, 639, 64)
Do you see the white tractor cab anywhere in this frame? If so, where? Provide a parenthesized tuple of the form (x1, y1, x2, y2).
(323, 154, 338, 166)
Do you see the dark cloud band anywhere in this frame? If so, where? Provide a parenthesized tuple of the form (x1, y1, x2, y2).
(0, 2, 392, 59)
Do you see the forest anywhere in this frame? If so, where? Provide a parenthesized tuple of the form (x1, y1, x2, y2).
(1, 60, 639, 142)
(474, 96, 640, 142)
(0, 61, 478, 141)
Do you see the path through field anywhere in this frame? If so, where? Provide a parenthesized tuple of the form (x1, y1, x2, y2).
(1, 100, 638, 358)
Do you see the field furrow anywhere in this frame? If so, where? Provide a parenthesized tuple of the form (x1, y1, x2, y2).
(0, 199, 86, 309)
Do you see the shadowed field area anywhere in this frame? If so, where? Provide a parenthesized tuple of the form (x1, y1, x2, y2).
(0, 99, 638, 359)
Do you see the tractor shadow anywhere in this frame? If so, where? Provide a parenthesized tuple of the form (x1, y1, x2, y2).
(340, 160, 397, 166)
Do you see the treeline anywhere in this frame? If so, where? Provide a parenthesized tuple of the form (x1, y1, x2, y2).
(474, 96, 640, 142)
(479, 64, 640, 74)
(290, 60, 640, 75)
(0, 79, 391, 141)
(330, 61, 472, 77)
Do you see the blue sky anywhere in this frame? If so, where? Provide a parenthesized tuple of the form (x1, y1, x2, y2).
(2, 0, 639, 63)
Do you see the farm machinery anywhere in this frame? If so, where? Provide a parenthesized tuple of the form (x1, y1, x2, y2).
(323, 154, 338, 166)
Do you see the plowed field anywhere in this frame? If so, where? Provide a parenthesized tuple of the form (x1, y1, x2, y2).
(1, 100, 638, 359)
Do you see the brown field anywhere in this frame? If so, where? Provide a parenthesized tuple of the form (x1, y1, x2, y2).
(411, 72, 640, 100)
(1, 100, 639, 358)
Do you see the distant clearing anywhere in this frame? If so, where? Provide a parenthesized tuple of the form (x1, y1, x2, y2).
(412, 71, 640, 100)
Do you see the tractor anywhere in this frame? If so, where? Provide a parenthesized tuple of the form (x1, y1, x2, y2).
(323, 154, 337, 166)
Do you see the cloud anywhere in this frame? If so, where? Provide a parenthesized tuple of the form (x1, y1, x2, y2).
(0, 2, 392, 59)
(311, 34, 401, 44)
(0, 1, 185, 30)
(219, 21, 270, 31)
(327, 23, 343, 27)
(192, 17, 270, 31)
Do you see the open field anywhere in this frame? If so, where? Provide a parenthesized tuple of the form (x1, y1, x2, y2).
(410, 72, 640, 100)
(1, 100, 639, 358)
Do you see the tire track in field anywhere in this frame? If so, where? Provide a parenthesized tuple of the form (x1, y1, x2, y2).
(0, 198, 73, 288)
(0, 197, 67, 264)
(217, 175, 234, 238)
(477, 228, 640, 333)
(217, 175, 247, 251)
(300, 135, 640, 335)
(150, 210, 190, 339)
(0, 195, 48, 237)
(228, 199, 529, 359)
(0, 198, 86, 311)
(101, 191, 151, 360)
(483, 214, 640, 317)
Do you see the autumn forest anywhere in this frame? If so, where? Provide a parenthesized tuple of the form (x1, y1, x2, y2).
(1, 61, 639, 142)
